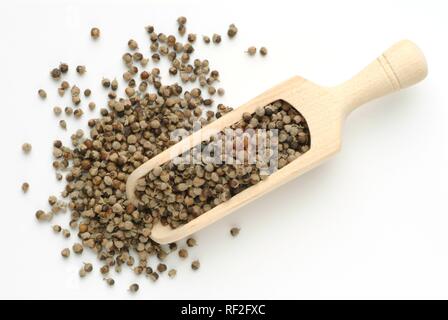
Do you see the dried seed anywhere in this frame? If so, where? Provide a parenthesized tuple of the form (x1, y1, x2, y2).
(62, 229, 71, 238)
(53, 106, 62, 116)
(202, 35, 210, 44)
(177, 16, 187, 25)
(72, 243, 84, 254)
(84, 89, 91, 97)
(59, 63, 69, 73)
(21, 182, 29, 193)
(83, 263, 93, 272)
(178, 248, 188, 258)
(230, 227, 240, 237)
(59, 120, 67, 130)
(79, 268, 87, 278)
(129, 283, 139, 293)
(22, 143, 32, 154)
(157, 263, 167, 273)
(50, 68, 61, 80)
(61, 248, 70, 258)
(90, 27, 100, 39)
(187, 33, 196, 43)
(88, 102, 96, 110)
(38, 89, 47, 99)
(167, 269, 177, 279)
(52, 225, 62, 233)
(227, 24, 238, 38)
(186, 238, 197, 247)
(104, 278, 115, 286)
(260, 47, 268, 56)
(128, 39, 138, 50)
(76, 65, 86, 75)
(101, 78, 111, 88)
(191, 260, 200, 270)
(217, 88, 225, 96)
(212, 34, 221, 44)
(246, 46, 256, 55)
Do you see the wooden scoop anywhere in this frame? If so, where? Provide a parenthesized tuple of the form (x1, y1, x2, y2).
(126, 40, 427, 244)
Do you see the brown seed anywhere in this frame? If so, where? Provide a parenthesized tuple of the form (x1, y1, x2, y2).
(21, 182, 29, 193)
(203, 35, 210, 44)
(129, 283, 139, 292)
(104, 278, 115, 286)
(59, 63, 69, 73)
(59, 120, 67, 130)
(227, 24, 238, 38)
(260, 47, 268, 56)
(76, 65, 86, 75)
(212, 34, 221, 44)
(62, 229, 71, 238)
(53, 106, 62, 116)
(50, 68, 61, 80)
(90, 27, 100, 39)
(79, 268, 87, 278)
(217, 88, 225, 96)
(38, 89, 47, 99)
(128, 39, 138, 50)
(178, 248, 188, 258)
(83, 263, 93, 272)
(52, 225, 62, 233)
(191, 260, 200, 270)
(230, 227, 240, 237)
(88, 102, 96, 110)
(187, 33, 197, 43)
(168, 269, 177, 278)
(22, 143, 32, 154)
(72, 243, 84, 254)
(61, 248, 70, 258)
(100, 265, 109, 274)
(157, 263, 167, 273)
(247, 46, 256, 55)
(177, 16, 187, 25)
(84, 89, 91, 97)
(186, 238, 197, 247)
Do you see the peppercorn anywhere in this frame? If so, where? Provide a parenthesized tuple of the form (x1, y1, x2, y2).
(128, 39, 138, 50)
(52, 225, 61, 233)
(83, 263, 93, 272)
(168, 269, 177, 278)
(157, 263, 167, 273)
(203, 35, 210, 44)
(72, 243, 83, 254)
(101, 78, 111, 88)
(212, 34, 221, 44)
(104, 278, 115, 286)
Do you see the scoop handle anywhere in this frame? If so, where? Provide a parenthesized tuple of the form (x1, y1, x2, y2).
(335, 40, 428, 116)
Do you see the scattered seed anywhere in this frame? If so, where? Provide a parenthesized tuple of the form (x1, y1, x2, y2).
(53, 106, 62, 116)
(178, 249, 188, 259)
(52, 225, 62, 233)
(168, 269, 177, 278)
(72, 243, 84, 254)
(59, 120, 67, 130)
(260, 47, 268, 56)
(59, 63, 69, 73)
(21, 182, 29, 193)
(230, 227, 240, 237)
(83, 263, 93, 272)
(203, 35, 210, 44)
(50, 68, 61, 80)
(157, 263, 167, 273)
(217, 88, 225, 96)
(22, 143, 32, 154)
(62, 229, 71, 238)
(104, 278, 115, 286)
(61, 248, 70, 258)
(212, 34, 221, 44)
(191, 260, 200, 270)
(247, 46, 256, 55)
(84, 89, 91, 97)
(90, 27, 100, 39)
(88, 102, 96, 110)
(129, 283, 139, 293)
(76, 65, 86, 75)
(38, 89, 47, 99)
(227, 24, 238, 38)
(186, 238, 197, 247)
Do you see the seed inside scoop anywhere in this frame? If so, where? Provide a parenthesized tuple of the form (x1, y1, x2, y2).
(134, 100, 310, 228)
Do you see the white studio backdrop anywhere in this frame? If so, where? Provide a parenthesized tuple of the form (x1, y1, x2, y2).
(0, 0, 447, 299)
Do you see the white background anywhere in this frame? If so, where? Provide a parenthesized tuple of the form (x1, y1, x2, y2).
(0, 0, 447, 300)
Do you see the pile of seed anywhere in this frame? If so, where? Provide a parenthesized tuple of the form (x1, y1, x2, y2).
(25, 17, 281, 291)
(134, 100, 310, 228)
(28, 18, 261, 289)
